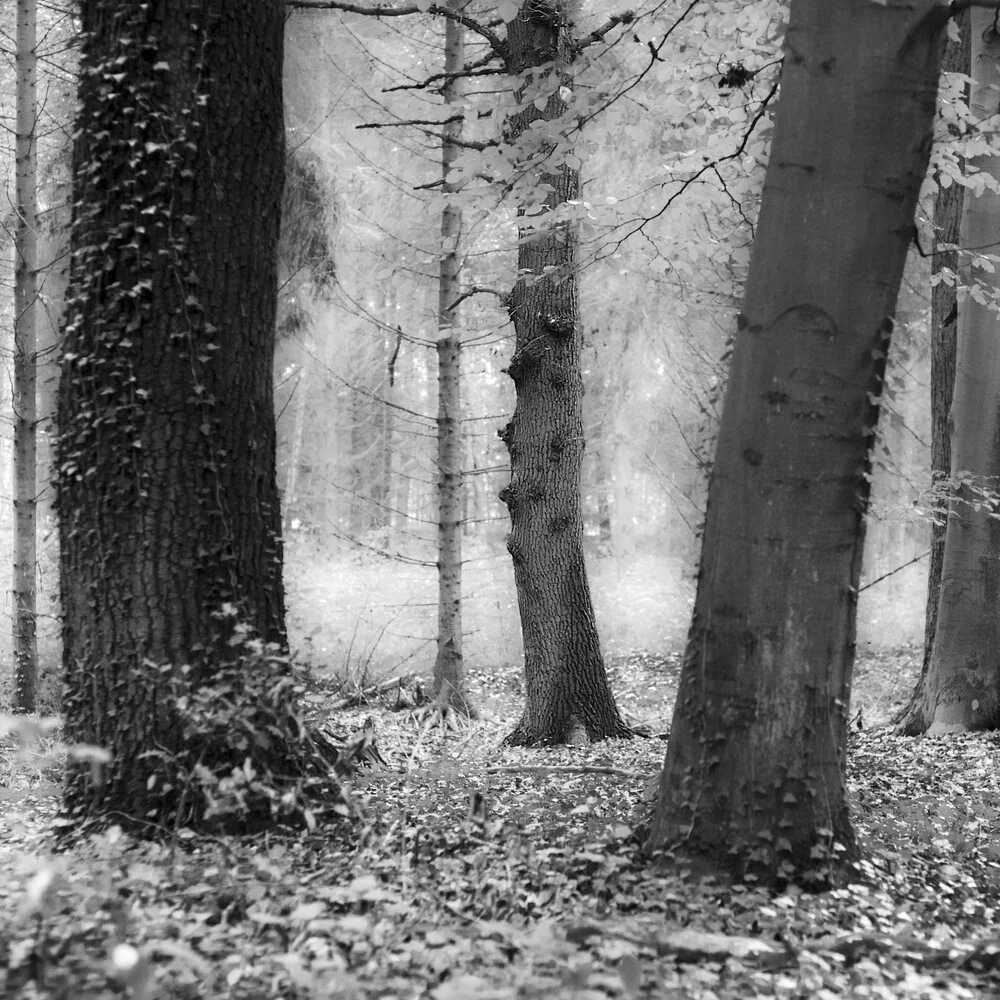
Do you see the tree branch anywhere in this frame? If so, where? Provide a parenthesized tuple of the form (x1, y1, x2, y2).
(573, 10, 636, 53)
(357, 118, 494, 150)
(383, 65, 501, 93)
(486, 765, 648, 779)
(286, 0, 506, 59)
(447, 285, 506, 311)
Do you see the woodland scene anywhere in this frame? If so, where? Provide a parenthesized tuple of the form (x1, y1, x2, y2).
(3, 1, 1000, 998)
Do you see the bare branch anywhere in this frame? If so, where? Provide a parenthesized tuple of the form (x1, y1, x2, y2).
(573, 9, 636, 53)
(486, 765, 649, 779)
(286, 0, 506, 58)
(383, 65, 501, 93)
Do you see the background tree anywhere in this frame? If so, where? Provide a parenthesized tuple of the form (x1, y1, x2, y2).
(897, 8, 1000, 734)
(58, 0, 294, 825)
(499, 0, 630, 746)
(646, 0, 956, 884)
(12, 0, 38, 712)
(430, 6, 476, 723)
(895, 10, 971, 734)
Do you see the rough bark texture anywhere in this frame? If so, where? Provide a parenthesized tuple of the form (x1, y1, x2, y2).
(646, 0, 949, 884)
(431, 9, 475, 718)
(500, 1, 630, 747)
(896, 9, 969, 735)
(58, 0, 286, 823)
(901, 11, 1000, 734)
(13, 0, 38, 713)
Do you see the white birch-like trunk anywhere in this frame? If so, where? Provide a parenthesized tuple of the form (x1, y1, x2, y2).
(13, 0, 38, 713)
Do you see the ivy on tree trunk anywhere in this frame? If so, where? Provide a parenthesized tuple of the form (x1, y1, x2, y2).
(57, 0, 287, 825)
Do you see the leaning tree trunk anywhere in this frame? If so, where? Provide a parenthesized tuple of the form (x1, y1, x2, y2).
(900, 10, 1000, 734)
(499, 0, 629, 746)
(646, 0, 951, 885)
(895, 8, 969, 734)
(58, 0, 286, 823)
(12, 0, 38, 713)
(432, 6, 475, 720)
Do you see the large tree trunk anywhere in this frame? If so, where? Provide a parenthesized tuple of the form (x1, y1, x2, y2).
(58, 0, 287, 823)
(13, 0, 38, 713)
(895, 9, 969, 734)
(646, 0, 949, 885)
(901, 11, 1000, 734)
(499, 1, 629, 747)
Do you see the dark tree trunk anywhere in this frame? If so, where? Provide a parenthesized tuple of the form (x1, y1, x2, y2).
(12, 0, 39, 713)
(895, 8, 969, 735)
(499, 1, 630, 747)
(58, 0, 286, 823)
(896, 10, 1000, 734)
(645, 0, 949, 885)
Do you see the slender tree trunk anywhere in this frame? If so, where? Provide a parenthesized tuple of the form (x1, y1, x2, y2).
(379, 320, 396, 535)
(432, 7, 474, 718)
(283, 355, 310, 532)
(646, 0, 949, 884)
(13, 0, 38, 714)
(58, 0, 286, 823)
(434, 338, 472, 713)
(896, 9, 970, 734)
(900, 11, 1000, 734)
(500, 1, 629, 746)
(593, 432, 613, 550)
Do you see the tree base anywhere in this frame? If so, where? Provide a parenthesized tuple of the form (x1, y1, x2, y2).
(502, 713, 633, 748)
(413, 700, 478, 732)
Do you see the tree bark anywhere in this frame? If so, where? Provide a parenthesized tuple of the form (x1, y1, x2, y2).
(896, 9, 970, 734)
(13, 0, 38, 714)
(499, 1, 629, 746)
(58, 0, 287, 823)
(646, 0, 950, 885)
(901, 10, 1000, 734)
(432, 7, 475, 718)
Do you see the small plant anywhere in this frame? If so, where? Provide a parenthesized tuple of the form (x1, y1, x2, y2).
(138, 616, 361, 834)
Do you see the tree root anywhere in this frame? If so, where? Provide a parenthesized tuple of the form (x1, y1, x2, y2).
(411, 702, 474, 732)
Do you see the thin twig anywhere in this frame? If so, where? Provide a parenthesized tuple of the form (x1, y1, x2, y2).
(486, 765, 648, 779)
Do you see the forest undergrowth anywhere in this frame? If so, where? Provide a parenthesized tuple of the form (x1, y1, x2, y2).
(4, 647, 1000, 999)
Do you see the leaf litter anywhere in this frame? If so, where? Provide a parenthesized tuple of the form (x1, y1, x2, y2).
(3, 648, 1000, 998)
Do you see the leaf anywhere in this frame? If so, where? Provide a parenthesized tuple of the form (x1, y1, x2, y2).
(432, 975, 493, 1000)
(619, 954, 642, 996)
(290, 901, 326, 922)
(497, 0, 522, 22)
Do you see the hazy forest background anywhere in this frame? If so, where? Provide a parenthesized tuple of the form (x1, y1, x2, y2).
(7, 2, 998, 999)
(0, 0, 930, 715)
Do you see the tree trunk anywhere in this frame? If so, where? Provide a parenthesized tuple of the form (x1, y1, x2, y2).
(432, 6, 475, 718)
(646, 0, 949, 885)
(594, 440, 613, 551)
(13, 0, 38, 714)
(58, 0, 287, 823)
(282, 355, 310, 532)
(896, 8, 969, 734)
(499, 1, 629, 746)
(901, 11, 1000, 734)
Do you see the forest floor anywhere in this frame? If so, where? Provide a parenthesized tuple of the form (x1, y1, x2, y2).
(4, 645, 1000, 999)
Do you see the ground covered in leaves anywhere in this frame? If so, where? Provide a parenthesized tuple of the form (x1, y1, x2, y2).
(4, 647, 1000, 999)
